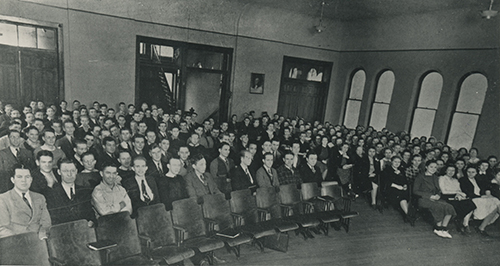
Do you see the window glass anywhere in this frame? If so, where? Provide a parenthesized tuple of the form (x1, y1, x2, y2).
(349, 70, 365, 100)
(344, 100, 361, 129)
(455, 73, 487, 114)
(410, 109, 436, 138)
(18, 25, 36, 48)
(369, 103, 390, 131)
(447, 113, 479, 149)
(0, 22, 18, 46)
(37, 28, 56, 50)
(374, 70, 395, 103)
(417, 72, 442, 109)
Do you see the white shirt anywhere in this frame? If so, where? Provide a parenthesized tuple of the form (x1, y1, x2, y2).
(134, 175, 154, 202)
(240, 163, 254, 184)
(9, 146, 20, 157)
(61, 182, 75, 200)
(14, 187, 32, 206)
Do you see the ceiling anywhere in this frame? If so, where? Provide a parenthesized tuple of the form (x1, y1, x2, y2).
(240, 0, 495, 21)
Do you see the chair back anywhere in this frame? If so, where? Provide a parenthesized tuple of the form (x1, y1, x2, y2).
(300, 182, 321, 200)
(256, 187, 282, 219)
(202, 194, 233, 231)
(0, 232, 50, 265)
(137, 203, 176, 248)
(322, 184, 343, 199)
(46, 219, 101, 266)
(278, 184, 302, 205)
(96, 211, 141, 263)
(171, 198, 206, 238)
(230, 189, 259, 224)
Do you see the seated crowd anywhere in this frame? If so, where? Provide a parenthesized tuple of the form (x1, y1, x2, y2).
(0, 99, 499, 243)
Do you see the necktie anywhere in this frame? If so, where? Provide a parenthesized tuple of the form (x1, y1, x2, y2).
(267, 168, 273, 184)
(22, 193, 32, 216)
(157, 162, 163, 175)
(141, 180, 151, 203)
(311, 166, 316, 174)
(70, 187, 75, 200)
(223, 158, 230, 172)
(199, 174, 207, 184)
(245, 169, 254, 184)
(14, 148, 19, 158)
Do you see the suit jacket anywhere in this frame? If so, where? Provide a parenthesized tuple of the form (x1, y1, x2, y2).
(121, 175, 160, 217)
(184, 171, 221, 200)
(460, 177, 488, 198)
(230, 165, 257, 191)
(146, 159, 169, 179)
(30, 168, 61, 195)
(255, 166, 280, 188)
(299, 164, 323, 185)
(97, 152, 119, 170)
(210, 156, 235, 193)
(0, 148, 36, 193)
(0, 189, 51, 239)
(55, 135, 75, 159)
(44, 183, 95, 225)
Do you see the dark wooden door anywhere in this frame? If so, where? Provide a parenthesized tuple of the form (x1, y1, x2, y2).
(277, 56, 332, 122)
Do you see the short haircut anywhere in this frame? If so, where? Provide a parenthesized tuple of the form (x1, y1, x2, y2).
(305, 151, 317, 159)
(263, 152, 274, 160)
(132, 156, 147, 165)
(58, 158, 76, 169)
(132, 134, 145, 142)
(102, 136, 116, 146)
(36, 150, 54, 161)
(190, 153, 205, 166)
(81, 152, 95, 161)
(100, 161, 118, 172)
(73, 139, 87, 148)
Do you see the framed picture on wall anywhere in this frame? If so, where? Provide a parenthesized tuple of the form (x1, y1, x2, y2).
(250, 73, 264, 94)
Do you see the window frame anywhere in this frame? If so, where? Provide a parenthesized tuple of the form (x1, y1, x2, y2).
(343, 69, 366, 129)
(369, 69, 395, 130)
(409, 71, 443, 138)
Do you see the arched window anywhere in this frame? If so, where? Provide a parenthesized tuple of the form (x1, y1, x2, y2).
(369, 70, 395, 130)
(447, 73, 488, 149)
(343, 70, 365, 129)
(410, 72, 443, 138)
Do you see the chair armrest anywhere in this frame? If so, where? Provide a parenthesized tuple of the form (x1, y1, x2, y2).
(138, 234, 152, 259)
(256, 208, 271, 221)
(87, 240, 118, 251)
(172, 225, 187, 246)
(280, 204, 294, 217)
(204, 218, 219, 233)
(231, 212, 245, 227)
(48, 257, 66, 266)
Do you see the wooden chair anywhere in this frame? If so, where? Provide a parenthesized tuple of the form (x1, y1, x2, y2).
(201, 193, 254, 257)
(96, 211, 159, 265)
(322, 184, 359, 232)
(0, 232, 50, 266)
(136, 204, 196, 265)
(300, 182, 342, 235)
(171, 198, 225, 265)
(46, 219, 102, 266)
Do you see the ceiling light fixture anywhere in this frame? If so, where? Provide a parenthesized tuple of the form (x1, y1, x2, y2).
(315, 1, 326, 33)
(481, 0, 498, 19)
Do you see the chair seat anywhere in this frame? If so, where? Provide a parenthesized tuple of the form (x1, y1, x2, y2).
(285, 215, 321, 228)
(259, 219, 299, 232)
(315, 211, 341, 223)
(112, 255, 159, 265)
(341, 211, 359, 219)
(150, 246, 195, 265)
(215, 232, 252, 247)
(239, 224, 277, 239)
(182, 237, 225, 253)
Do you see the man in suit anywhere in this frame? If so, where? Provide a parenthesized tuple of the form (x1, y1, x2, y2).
(55, 120, 76, 159)
(177, 146, 191, 176)
(300, 152, 323, 185)
(276, 151, 303, 186)
(72, 139, 88, 172)
(210, 142, 234, 194)
(230, 150, 257, 191)
(45, 159, 95, 226)
(156, 158, 189, 211)
(30, 150, 60, 195)
(121, 156, 159, 218)
(0, 130, 35, 192)
(271, 138, 283, 168)
(184, 153, 221, 201)
(146, 144, 169, 179)
(256, 152, 280, 188)
(130, 134, 147, 159)
(0, 166, 51, 239)
(118, 127, 133, 152)
(97, 136, 119, 170)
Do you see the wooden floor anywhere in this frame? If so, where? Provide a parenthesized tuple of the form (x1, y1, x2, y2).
(214, 199, 500, 266)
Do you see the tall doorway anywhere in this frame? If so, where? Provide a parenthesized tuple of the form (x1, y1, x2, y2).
(136, 37, 232, 123)
(277, 56, 332, 122)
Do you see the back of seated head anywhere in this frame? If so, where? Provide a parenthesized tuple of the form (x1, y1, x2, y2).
(73, 138, 87, 148)
(102, 136, 115, 146)
(36, 150, 54, 161)
(57, 158, 76, 169)
(190, 153, 205, 166)
(132, 134, 145, 142)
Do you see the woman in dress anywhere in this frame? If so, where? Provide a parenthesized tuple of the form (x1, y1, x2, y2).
(459, 166, 500, 236)
(438, 165, 476, 234)
(352, 146, 373, 199)
(367, 147, 381, 208)
(381, 156, 411, 223)
(413, 160, 456, 238)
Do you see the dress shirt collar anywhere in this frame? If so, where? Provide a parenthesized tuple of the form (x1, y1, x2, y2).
(240, 163, 249, 172)
(61, 182, 75, 199)
(14, 187, 32, 205)
(9, 146, 20, 156)
(263, 165, 273, 173)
